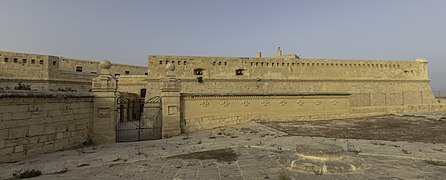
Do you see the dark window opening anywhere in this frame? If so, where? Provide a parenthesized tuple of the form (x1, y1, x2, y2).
(76, 66, 83, 72)
(184, 61, 187, 65)
(140, 89, 147, 98)
(224, 62, 227, 66)
(31, 59, 35, 64)
(22, 59, 27, 63)
(178, 61, 181, 65)
(115, 73, 120, 76)
(4, 58, 8, 62)
(13, 58, 18, 63)
(125, 71, 130, 75)
(39, 60, 44, 64)
(194, 69, 204, 75)
(53, 61, 56, 65)
(144, 72, 148, 75)
(235, 69, 244, 76)
(159, 61, 162, 64)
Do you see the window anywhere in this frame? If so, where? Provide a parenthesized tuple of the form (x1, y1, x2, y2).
(22, 59, 27, 63)
(13, 58, 18, 63)
(115, 73, 120, 77)
(4, 58, 8, 62)
(235, 69, 244, 76)
(53, 61, 57, 65)
(140, 89, 147, 98)
(76, 66, 83, 72)
(144, 73, 148, 75)
(39, 60, 44, 64)
(31, 59, 35, 64)
(159, 60, 162, 64)
(125, 71, 130, 75)
(194, 68, 204, 75)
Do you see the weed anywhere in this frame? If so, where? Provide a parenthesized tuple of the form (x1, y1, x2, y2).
(12, 169, 42, 179)
(402, 149, 411, 154)
(424, 159, 446, 166)
(14, 82, 31, 91)
(371, 140, 386, 145)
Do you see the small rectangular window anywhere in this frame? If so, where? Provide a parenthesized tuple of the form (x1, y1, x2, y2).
(31, 59, 35, 64)
(39, 60, 44, 64)
(22, 59, 27, 63)
(13, 58, 18, 63)
(125, 71, 130, 75)
(76, 66, 83, 72)
(115, 73, 120, 77)
(53, 61, 57, 65)
(144, 73, 148, 75)
(4, 58, 8, 62)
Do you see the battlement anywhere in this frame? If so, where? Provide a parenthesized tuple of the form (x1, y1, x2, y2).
(147, 51, 429, 82)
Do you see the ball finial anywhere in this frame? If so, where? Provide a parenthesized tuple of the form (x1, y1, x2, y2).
(99, 60, 112, 69)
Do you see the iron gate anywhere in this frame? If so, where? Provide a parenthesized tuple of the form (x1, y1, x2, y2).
(116, 96, 162, 142)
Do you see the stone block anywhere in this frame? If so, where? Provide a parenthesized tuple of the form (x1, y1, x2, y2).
(0, 155, 9, 163)
(29, 124, 45, 136)
(26, 147, 43, 157)
(8, 126, 28, 139)
(54, 139, 68, 151)
(0, 147, 13, 156)
(2, 113, 12, 121)
(9, 152, 26, 162)
(56, 122, 68, 133)
(11, 112, 31, 120)
(0, 140, 4, 149)
(14, 145, 23, 153)
(56, 132, 64, 139)
(0, 129, 8, 140)
(42, 144, 54, 153)
(44, 124, 56, 134)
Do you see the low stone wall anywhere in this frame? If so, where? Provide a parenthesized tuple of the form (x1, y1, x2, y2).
(180, 93, 350, 132)
(0, 91, 94, 162)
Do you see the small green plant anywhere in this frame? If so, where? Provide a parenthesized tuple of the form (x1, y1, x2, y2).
(13, 169, 42, 179)
(14, 82, 31, 91)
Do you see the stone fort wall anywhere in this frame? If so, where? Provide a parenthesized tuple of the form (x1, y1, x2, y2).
(0, 50, 147, 92)
(139, 52, 435, 107)
(0, 91, 93, 162)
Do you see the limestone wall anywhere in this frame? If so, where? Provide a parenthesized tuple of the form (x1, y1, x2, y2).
(180, 93, 350, 132)
(0, 50, 147, 92)
(148, 55, 429, 81)
(143, 55, 435, 106)
(0, 91, 94, 162)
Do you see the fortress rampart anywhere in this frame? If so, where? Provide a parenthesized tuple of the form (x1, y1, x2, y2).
(0, 50, 147, 92)
(143, 49, 435, 107)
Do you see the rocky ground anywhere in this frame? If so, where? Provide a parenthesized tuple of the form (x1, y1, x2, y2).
(1, 112, 446, 179)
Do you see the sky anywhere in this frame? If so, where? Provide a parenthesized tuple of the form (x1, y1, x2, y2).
(0, 0, 445, 90)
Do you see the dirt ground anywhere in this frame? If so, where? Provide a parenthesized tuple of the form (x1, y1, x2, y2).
(259, 114, 446, 144)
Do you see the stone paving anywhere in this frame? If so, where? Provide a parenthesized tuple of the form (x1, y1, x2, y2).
(1, 113, 446, 179)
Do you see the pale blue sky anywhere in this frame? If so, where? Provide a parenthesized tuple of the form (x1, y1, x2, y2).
(0, 0, 445, 90)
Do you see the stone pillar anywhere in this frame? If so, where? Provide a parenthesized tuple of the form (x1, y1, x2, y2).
(92, 60, 117, 144)
(160, 63, 181, 138)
